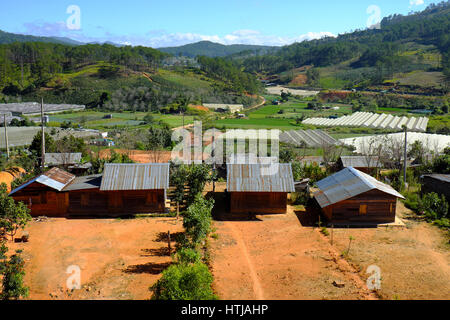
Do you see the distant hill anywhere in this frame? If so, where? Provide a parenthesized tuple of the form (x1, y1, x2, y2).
(0, 30, 85, 46)
(158, 40, 277, 58)
(237, 1, 450, 91)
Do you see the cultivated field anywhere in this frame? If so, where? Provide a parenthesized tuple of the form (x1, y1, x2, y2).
(8, 217, 183, 300)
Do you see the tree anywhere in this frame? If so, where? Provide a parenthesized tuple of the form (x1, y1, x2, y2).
(321, 142, 344, 172)
(148, 125, 172, 151)
(182, 194, 215, 246)
(28, 131, 56, 158)
(185, 165, 211, 206)
(0, 184, 32, 242)
(0, 250, 29, 300)
(169, 164, 188, 214)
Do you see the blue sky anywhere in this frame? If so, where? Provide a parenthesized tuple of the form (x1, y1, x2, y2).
(0, 0, 439, 47)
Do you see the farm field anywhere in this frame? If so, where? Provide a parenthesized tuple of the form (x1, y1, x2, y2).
(208, 183, 450, 300)
(214, 97, 352, 130)
(48, 111, 195, 129)
(8, 217, 184, 300)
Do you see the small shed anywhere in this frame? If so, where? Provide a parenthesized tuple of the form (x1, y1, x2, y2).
(420, 174, 450, 203)
(227, 163, 295, 214)
(314, 167, 405, 224)
(10, 167, 75, 217)
(337, 156, 381, 174)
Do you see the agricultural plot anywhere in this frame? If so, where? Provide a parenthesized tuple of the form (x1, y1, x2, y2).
(280, 130, 338, 148)
(303, 112, 429, 132)
(0, 127, 100, 149)
(340, 132, 450, 154)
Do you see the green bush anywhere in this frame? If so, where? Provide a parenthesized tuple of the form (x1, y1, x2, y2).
(420, 192, 449, 221)
(174, 247, 201, 265)
(404, 192, 421, 212)
(151, 262, 217, 300)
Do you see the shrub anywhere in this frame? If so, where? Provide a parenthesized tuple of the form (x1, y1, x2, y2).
(1, 250, 29, 300)
(174, 247, 201, 265)
(151, 262, 217, 300)
(420, 192, 449, 221)
(404, 192, 421, 212)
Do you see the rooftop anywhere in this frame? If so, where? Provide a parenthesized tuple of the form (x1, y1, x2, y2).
(10, 167, 76, 195)
(100, 163, 170, 191)
(314, 167, 404, 208)
(339, 156, 381, 168)
(227, 163, 295, 193)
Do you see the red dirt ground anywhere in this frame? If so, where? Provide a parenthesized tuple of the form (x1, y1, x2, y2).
(207, 183, 450, 300)
(8, 217, 183, 300)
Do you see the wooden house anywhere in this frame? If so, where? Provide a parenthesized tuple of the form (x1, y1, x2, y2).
(10, 163, 170, 217)
(9, 167, 75, 217)
(314, 167, 405, 224)
(227, 163, 295, 214)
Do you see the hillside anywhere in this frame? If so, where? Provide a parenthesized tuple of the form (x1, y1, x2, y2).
(0, 40, 261, 112)
(159, 40, 276, 58)
(236, 1, 450, 92)
(0, 30, 84, 46)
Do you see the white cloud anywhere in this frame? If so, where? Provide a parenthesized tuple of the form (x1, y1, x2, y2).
(410, 0, 424, 6)
(148, 30, 336, 48)
(18, 21, 336, 48)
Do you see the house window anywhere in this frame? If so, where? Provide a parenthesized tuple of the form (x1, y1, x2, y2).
(359, 204, 368, 215)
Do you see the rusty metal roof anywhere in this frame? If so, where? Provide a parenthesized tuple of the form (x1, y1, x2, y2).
(100, 163, 170, 191)
(9, 167, 75, 195)
(314, 167, 405, 208)
(227, 163, 295, 193)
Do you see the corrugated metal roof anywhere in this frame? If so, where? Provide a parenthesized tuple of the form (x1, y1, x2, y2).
(422, 174, 450, 183)
(340, 156, 381, 168)
(100, 163, 170, 191)
(314, 167, 404, 208)
(63, 174, 102, 191)
(227, 164, 295, 193)
(46, 153, 82, 166)
(9, 167, 75, 195)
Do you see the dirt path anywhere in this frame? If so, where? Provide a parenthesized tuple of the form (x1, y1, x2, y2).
(209, 186, 373, 300)
(227, 223, 265, 300)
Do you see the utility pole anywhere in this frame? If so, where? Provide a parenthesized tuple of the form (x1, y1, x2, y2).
(4, 114, 9, 159)
(403, 125, 408, 187)
(41, 98, 45, 172)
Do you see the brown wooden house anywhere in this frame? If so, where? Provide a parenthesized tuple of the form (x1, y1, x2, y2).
(314, 167, 404, 224)
(10, 163, 170, 217)
(9, 167, 75, 217)
(227, 163, 295, 214)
